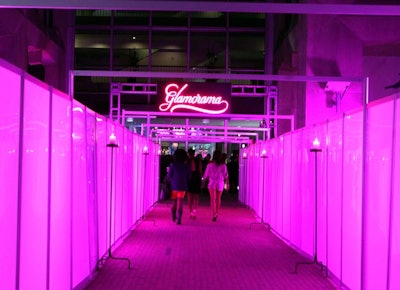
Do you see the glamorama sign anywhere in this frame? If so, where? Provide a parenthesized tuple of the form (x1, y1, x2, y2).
(157, 82, 231, 114)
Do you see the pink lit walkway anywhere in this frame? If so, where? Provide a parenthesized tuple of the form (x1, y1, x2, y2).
(85, 194, 340, 290)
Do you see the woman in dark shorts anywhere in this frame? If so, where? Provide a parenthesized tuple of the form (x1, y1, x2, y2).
(167, 148, 192, 225)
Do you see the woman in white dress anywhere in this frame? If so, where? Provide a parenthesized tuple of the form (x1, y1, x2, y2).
(202, 150, 229, 221)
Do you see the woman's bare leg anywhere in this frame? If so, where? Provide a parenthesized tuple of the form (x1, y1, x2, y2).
(193, 194, 199, 213)
(187, 193, 193, 215)
(209, 188, 217, 218)
(171, 199, 177, 221)
(176, 197, 184, 225)
(215, 190, 223, 216)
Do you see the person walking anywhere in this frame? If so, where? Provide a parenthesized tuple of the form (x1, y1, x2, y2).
(202, 150, 229, 221)
(166, 148, 191, 225)
(187, 149, 203, 219)
(227, 152, 239, 194)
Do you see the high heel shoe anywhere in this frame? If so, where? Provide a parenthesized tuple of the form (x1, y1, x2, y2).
(212, 215, 217, 222)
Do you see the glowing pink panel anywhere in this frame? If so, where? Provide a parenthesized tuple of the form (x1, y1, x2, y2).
(342, 110, 363, 290)
(0, 63, 21, 290)
(49, 91, 72, 290)
(326, 118, 344, 280)
(85, 109, 98, 270)
(389, 96, 400, 290)
(19, 78, 50, 290)
(72, 101, 90, 287)
(364, 100, 394, 289)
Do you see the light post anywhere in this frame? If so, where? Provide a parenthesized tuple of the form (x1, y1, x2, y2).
(96, 133, 131, 270)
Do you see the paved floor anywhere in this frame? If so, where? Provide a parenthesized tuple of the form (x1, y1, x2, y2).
(85, 194, 342, 290)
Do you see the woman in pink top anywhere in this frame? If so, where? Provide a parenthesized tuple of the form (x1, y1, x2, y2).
(202, 150, 229, 221)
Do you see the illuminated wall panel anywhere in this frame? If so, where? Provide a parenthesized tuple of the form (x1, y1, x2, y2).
(364, 100, 394, 289)
(49, 91, 72, 290)
(19, 78, 50, 290)
(71, 101, 90, 287)
(85, 109, 98, 271)
(389, 95, 400, 290)
(0, 63, 20, 290)
(326, 117, 344, 280)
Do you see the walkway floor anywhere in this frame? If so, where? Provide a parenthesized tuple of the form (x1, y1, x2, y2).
(85, 194, 341, 290)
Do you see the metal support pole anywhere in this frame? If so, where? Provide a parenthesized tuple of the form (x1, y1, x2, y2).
(293, 148, 327, 276)
(250, 154, 270, 230)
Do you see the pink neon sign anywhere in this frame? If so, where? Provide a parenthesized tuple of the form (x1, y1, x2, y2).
(158, 83, 230, 114)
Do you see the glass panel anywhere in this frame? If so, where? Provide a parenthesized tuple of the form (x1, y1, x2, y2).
(113, 31, 149, 71)
(74, 76, 110, 115)
(326, 117, 344, 280)
(75, 10, 111, 25)
(114, 11, 149, 26)
(75, 30, 110, 70)
(0, 63, 21, 290)
(72, 101, 90, 287)
(20, 79, 50, 290)
(152, 31, 187, 70)
(390, 96, 400, 289)
(85, 109, 98, 271)
(152, 11, 188, 26)
(229, 32, 264, 73)
(229, 12, 265, 27)
(190, 12, 226, 27)
(190, 32, 226, 71)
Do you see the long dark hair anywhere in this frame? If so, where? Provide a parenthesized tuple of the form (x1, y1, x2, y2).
(212, 149, 224, 165)
(174, 148, 187, 163)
